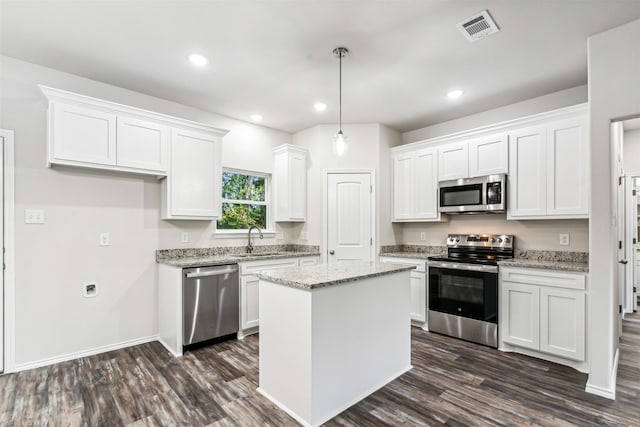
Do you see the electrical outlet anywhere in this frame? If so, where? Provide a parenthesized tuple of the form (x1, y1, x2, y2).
(559, 233, 570, 246)
(99, 233, 110, 246)
(82, 281, 98, 298)
(181, 232, 189, 243)
(25, 209, 45, 224)
(300, 231, 308, 241)
(420, 232, 426, 241)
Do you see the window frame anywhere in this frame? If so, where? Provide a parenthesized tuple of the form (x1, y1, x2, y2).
(214, 167, 275, 238)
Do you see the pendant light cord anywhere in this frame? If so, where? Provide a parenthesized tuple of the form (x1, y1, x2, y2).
(339, 51, 342, 132)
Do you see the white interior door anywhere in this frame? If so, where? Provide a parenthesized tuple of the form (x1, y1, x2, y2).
(613, 122, 626, 335)
(327, 173, 373, 264)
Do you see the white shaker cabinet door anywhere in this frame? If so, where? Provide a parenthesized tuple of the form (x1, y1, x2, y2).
(546, 118, 589, 216)
(468, 133, 508, 177)
(500, 281, 540, 350)
(164, 128, 221, 219)
(117, 116, 169, 173)
(438, 142, 468, 181)
(410, 271, 427, 323)
(51, 102, 117, 166)
(392, 152, 415, 220)
(539, 287, 586, 361)
(240, 275, 260, 330)
(414, 148, 439, 220)
(508, 127, 547, 218)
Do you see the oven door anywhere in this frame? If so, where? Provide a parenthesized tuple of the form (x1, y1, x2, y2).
(428, 261, 498, 323)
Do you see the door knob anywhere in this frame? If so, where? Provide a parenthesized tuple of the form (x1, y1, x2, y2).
(619, 260, 628, 264)
(329, 250, 335, 255)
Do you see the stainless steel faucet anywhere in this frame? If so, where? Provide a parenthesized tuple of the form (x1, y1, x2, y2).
(247, 225, 264, 253)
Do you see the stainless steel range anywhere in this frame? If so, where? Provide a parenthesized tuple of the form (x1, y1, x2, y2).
(428, 234, 514, 348)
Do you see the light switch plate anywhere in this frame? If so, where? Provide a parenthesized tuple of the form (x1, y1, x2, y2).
(559, 233, 570, 246)
(420, 232, 426, 241)
(25, 209, 45, 224)
(300, 231, 308, 241)
(100, 233, 110, 246)
(181, 232, 189, 243)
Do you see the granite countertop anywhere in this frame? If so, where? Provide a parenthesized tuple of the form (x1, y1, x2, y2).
(157, 251, 320, 268)
(378, 245, 445, 260)
(255, 261, 416, 290)
(498, 259, 589, 272)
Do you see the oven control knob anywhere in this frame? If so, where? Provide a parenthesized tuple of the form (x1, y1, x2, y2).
(503, 237, 510, 244)
(491, 237, 496, 243)
(455, 238, 460, 243)
(496, 237, 502, 243)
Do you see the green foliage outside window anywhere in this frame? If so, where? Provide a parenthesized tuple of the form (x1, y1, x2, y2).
(217, 171, 268, 230)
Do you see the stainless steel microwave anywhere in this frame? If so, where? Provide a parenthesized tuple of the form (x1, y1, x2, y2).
(438, 174, 506, 214)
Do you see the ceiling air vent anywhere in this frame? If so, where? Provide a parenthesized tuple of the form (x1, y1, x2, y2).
(457, 10, 499, 43)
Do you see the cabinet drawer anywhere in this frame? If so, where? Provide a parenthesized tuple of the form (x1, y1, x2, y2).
(379, 256, 426, 272)
(240, 258, 299, 275)
(501, 267, 586, 290)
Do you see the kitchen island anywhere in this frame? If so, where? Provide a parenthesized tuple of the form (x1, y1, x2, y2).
(255, 262, 414, 427)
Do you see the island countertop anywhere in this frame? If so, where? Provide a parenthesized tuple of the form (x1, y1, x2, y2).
(254, 261, 415, 290)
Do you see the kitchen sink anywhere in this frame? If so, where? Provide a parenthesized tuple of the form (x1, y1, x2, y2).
(234, 252, 282, 257)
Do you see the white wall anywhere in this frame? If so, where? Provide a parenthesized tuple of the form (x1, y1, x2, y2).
(587, 18, 640, 398)
(291, 123, 399, 253)
(0, 55, 290, 366)
(403, 85, 587, 144)
(402, 218, 589, 251)
(623, 129, 640, 173)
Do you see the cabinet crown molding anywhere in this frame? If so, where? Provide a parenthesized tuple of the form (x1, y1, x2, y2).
(38, 85, 230, 137)
(272, 143, 308, 154)
(393, 103, 588, 153)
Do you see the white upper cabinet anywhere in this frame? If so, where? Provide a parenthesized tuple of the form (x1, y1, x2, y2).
(392, 151, 415, 220)
(508, 113, 588, 219)
(438, 133, 507, 181)
(392, 147, 440, 221)
(468, 133, 508, 177)
(272, 144, 307, 222)
(438, 142, 468, 180)
(51, 102, 117, 166)
(161, 128, 223, 220)
(546, 118, 589, 216)
(116, 115, 169, 173)
(508, 126, 547, 217)
(40, 85, 227, 178)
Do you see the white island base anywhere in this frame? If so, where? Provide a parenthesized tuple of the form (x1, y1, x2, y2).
(257, 268, 412, 427)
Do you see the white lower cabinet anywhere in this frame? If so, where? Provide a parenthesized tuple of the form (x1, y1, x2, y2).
(500, 267, 587, 371)
(379, 256, 427, 328)
(238, 256, 320, 337)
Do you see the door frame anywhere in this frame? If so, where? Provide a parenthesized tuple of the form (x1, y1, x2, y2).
(0, 129, 15, 373)
(322, 169, 376, 264)
(625, 171, 640, 314)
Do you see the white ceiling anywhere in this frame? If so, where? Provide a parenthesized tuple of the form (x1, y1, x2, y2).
(2, 1, 640, 134)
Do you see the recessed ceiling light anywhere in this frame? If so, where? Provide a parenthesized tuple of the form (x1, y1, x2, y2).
(447, 89, 463, 100)
(314, 102, 327, 112)
(188, 54, 208, 67)
(250, 114, 263, 122)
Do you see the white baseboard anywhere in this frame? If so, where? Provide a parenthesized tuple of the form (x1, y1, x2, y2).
(13, 335, 159, 372)
(258, 365, 412, 427)
(585, 348, 619, 400)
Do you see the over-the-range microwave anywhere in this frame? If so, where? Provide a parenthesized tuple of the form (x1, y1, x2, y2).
(438, 174, 506, 214)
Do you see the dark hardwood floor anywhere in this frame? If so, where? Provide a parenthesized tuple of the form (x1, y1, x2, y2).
(1, 316, 639, 426)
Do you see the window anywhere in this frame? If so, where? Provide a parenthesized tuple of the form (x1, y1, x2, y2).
(217, 169, 270, 231)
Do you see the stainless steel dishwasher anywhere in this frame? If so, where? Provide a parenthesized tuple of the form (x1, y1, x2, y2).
(183, 263, 239, 346)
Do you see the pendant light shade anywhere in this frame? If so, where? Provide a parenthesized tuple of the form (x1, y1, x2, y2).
(332, 47, 349, 156)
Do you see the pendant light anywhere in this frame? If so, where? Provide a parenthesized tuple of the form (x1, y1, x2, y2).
(333, 47, 349, 156)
